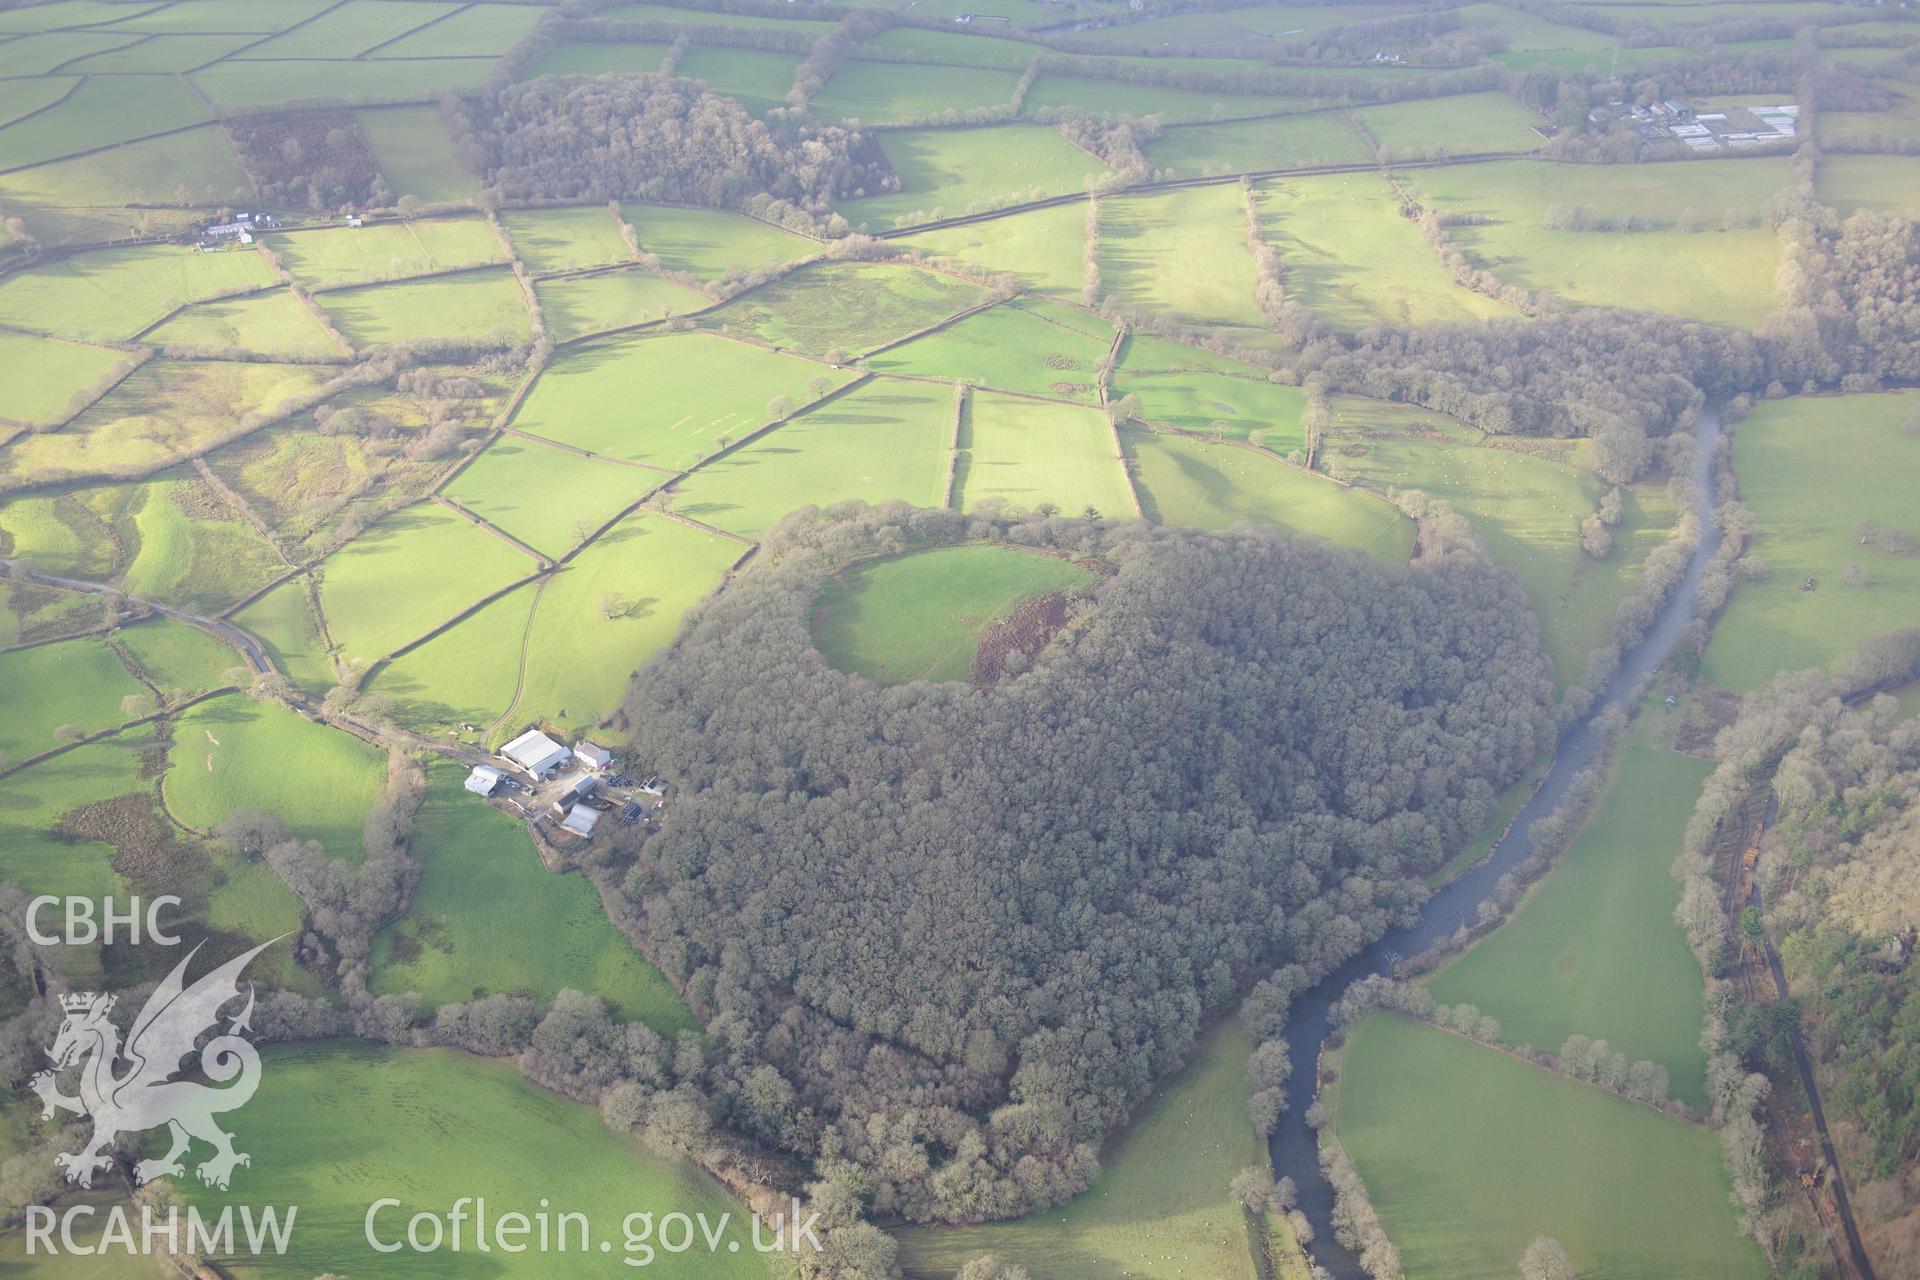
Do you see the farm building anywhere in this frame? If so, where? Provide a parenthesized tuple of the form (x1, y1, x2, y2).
(560, 806, 601, 838)
(560, 774, 598, 806)
(574, 741, 613, 771)
(501, 729, 571, 779)
(464, 765, 505, 796)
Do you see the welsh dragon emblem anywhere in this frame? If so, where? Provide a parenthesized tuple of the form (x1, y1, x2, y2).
(30, 939, 277, 1191)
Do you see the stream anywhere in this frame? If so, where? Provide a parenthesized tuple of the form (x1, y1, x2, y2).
(1269, 401, 1726, 1278)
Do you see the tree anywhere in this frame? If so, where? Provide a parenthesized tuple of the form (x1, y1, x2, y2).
(1230, 1165, 1278, 1212)
(766, 394, 793, 421)
(956, 1254, 1029, 1280)
(808, 376, 832, 400)
(1579, 513, 1614, 559)
(1518, 1235, 1574, 1280)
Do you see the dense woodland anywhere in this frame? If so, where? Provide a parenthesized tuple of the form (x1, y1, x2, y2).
(1767, 697, 1920, 1183)
(450, 73, 889, 225)
(602, 503, 1557, 1223)
(1674, 639, 1920, 1265)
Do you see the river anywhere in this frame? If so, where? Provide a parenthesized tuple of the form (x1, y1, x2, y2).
(1269, 402, 1726, 1278)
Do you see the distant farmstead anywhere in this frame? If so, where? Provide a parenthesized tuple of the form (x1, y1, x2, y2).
(500, 729, 571, 779)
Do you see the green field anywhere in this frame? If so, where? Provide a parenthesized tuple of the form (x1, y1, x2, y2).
(837, 125, 1108, 229)
(513, 331, 843, 468)
(537, 267, 712, 341)
(273, 216, 505, 290)
(315, 501, 533, 670)
(190, 57, 494, 110)
(444, 436, 656, 557)
(371, 762, 696, 1028)
(511, 511, 741, 735)
(236, 0, 459, 58)
(180, 1042, 775, 1280)
(1452, 3, 1618, 53)
(1815, 154, 1920, 216)
(868, 297, 1113, 401)
(115, 615, 245, 693)
(357, 103, 478, 205)
(1143, 111, 1373, 177)
(145, 288, 344, 359)
(3, 361, 330, 492)
(523, 40, 672, 78)
(164, 693, 386, 862)
(957, 390, 1135, 517)
(1402, 158, 1791, 328)
(372, 1, 546, 57)
(706, 261, 991, 356)
(1428, 708, 1713, 1108)
(1702, 392, 1920, 690)
(813, 542, 1098, 684)
(0, 636, 146, 761)
(676, 45, 806, 116)
(861, 26, 1038, 69)
(107, 470, 285, 611)
(93, 0, 335, 33)
(0, 31, 139, 77)
(1354, 90, 1545, 159)
(1111, 334, 1307, 452)
(1020, 75, 1307, 123)
(0, 727, 150, 915)
(230, 576, 335, 693)
(1100, 186, 1269, 329)
(812, 60, 1023, 124)
(1253, 172, 1513, 329)
(605, 1, 838, 33)
(1335, 1014, 1764, 1280)
(317, 268, 531, 348)
(896, 1022, 1265, 1279)
(669, 377, 954, 537)
(0, 330, 133, 427)
(0, 123, 252, 214)
(0, 242, 275, 342)
(0, 76, 73, 130)
(623, 203, 818, 281)
(1127, 428, 1415, 563)
(897, 200, 1088, 297)
(0, 73, 210, 171)
(1325, 409, 1676, 682)
(502, 205, 634, 276)
(367, 583, 532, 733)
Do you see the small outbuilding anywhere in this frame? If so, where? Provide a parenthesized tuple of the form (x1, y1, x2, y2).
(561, 805, 601, 838)
(501, 729, 571, 779)
(464, 764, 506, 796)
(574, 741, 613, 772)
(560, 774, 598, 806)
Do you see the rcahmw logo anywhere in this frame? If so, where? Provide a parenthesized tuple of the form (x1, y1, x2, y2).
(25, 938, 299, 1258)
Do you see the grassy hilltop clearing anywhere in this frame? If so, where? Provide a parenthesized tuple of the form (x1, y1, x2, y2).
(0, 2, 1915, 1279)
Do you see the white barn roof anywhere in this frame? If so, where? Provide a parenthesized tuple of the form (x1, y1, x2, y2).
(561, 806, 601, 837)
(464, 765, 504, 796)
(501, 729, 571, 777)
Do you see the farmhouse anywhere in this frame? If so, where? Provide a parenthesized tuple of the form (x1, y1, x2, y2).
(500, 729, 571, 779)
(574, 741, 613, 771)
(463, 764, 506, 796)
(560, 805, 601, 838)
